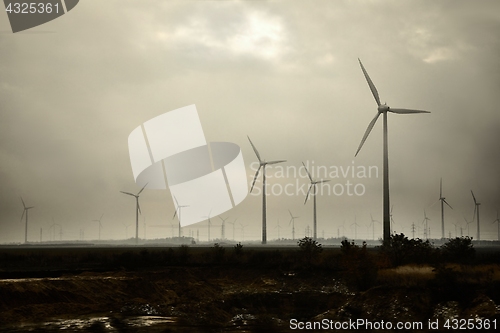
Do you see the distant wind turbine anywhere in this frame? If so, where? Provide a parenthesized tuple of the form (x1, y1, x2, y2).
(369, 214, 381, 240)
(351, 216, 360, 240)
(122, 223, 132, 239)
(354, 59, 430, 242)
(240, 223, 248, 241)
(288, 209, 299, 240)
(439, 178, 453, 239)
(228, 218, 237, 241)
(302, 162, 330, 240)
(248, 136, 286, 244)
(493, 211, 499, 241)
(92, 214, 104, 240)
(203, 210, 213, 242)
(471, 190, 481, 241)
(20, 197, 34, 243)
(172, 196, 189, 237)
(120, 183, 147, 244)
(219, 216, 229, 240)
(275, 219, 281, 240)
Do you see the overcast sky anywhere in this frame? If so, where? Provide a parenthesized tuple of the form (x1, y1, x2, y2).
(1, 0, 499, 243)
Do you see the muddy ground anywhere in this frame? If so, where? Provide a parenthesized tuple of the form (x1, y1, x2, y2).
(0, 245, 499, 332)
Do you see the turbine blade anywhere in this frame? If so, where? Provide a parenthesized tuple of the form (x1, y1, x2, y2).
(440, 178, 443, 198)
(250, 166, 262, 193)
(355, 112, 381, 156)
(120, 191, 135, 197)
(173, 209, 178, 219)
(267, 160, 286, 165)
(173, 195, 179, 207)
(247, 136, 262, 162)
(444, 199, 453, 210)
(358, 58, 381, 106)
(302, 162, 313, 182)
(317, 179, 331, 184)
(137, 183, 148, 195)
(20, 210, 25, 222)
(304, 184, 313, 204)
(20, 197, 26, 209)
(471, 190, 477, 204)
(389, 108, 430, 114)
(288, 209, 293, 218)
(138, 201, 142, 214)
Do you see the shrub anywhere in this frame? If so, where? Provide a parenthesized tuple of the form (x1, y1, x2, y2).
(212, 243, 226, 263)
(297, 237, 323, 265)
(380, 233, 435, 266)
(339, 239, 378, 290)
(440, 237, 475, 263)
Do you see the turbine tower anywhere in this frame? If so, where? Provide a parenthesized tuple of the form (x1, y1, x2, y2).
(439, 179, 453, 239)
(354, 59, 430, 242)
(288, 209, 299, 240)
(302, 162, 330, 240)
(248, 136, 286, 244)
(471, 190, 481, 241)
(120, 183, 147, 244)
(172, 196, 189, 238)
(20, 197, 34, 244)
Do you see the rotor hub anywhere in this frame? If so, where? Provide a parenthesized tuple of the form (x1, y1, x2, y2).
(378, 104, 390, 113)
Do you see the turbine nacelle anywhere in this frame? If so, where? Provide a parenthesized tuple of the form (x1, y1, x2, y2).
(378, 104, 390, 113)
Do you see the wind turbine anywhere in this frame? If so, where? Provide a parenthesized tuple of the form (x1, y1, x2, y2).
(248, 136, 286, 244)
(122, 223, 132, 239)
(240, 223, 248, 241)
(439, 178, 453, 239)
(369, 214, 381, 240)
(120, 183, 147, 244)
(422, 210, 431, 239)
(302, 162, 330, 240)
(92, 214, 104, 240)
(351, 216, 360, 240)
(20, 197, 34, 243)
(203, 210, 213, 242)
(228, 218, 237, 241)
(219, 216, 229, 240)
(288, 209, 299, 240)
(354, 59, 430, 242)
(172, 196, 189, 238)
(471, 190, 481, 241)
(275, 219, 281, 240)
(493, 211, 499, 241)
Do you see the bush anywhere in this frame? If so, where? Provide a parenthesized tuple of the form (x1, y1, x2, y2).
(380, 233, 435, 266)
(297, 237, 323, 265)
(212, 243, 226, 263)
(339, 239, 378, 290)
(440, 237, 475, 263)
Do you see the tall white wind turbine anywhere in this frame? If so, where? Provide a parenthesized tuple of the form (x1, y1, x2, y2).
(120, 183, 147, 244)
(354, 59, 430, 242)
(369, 214, 381, 240)
(302, 162, 330, 240)
(20, 197, 34, 244)
(439, 179, 453, 239)
(471, 190, 481, 241)
(248, 136, 286, 244)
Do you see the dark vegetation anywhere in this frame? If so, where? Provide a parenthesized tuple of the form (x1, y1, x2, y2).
(0, 235, 499, 331)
